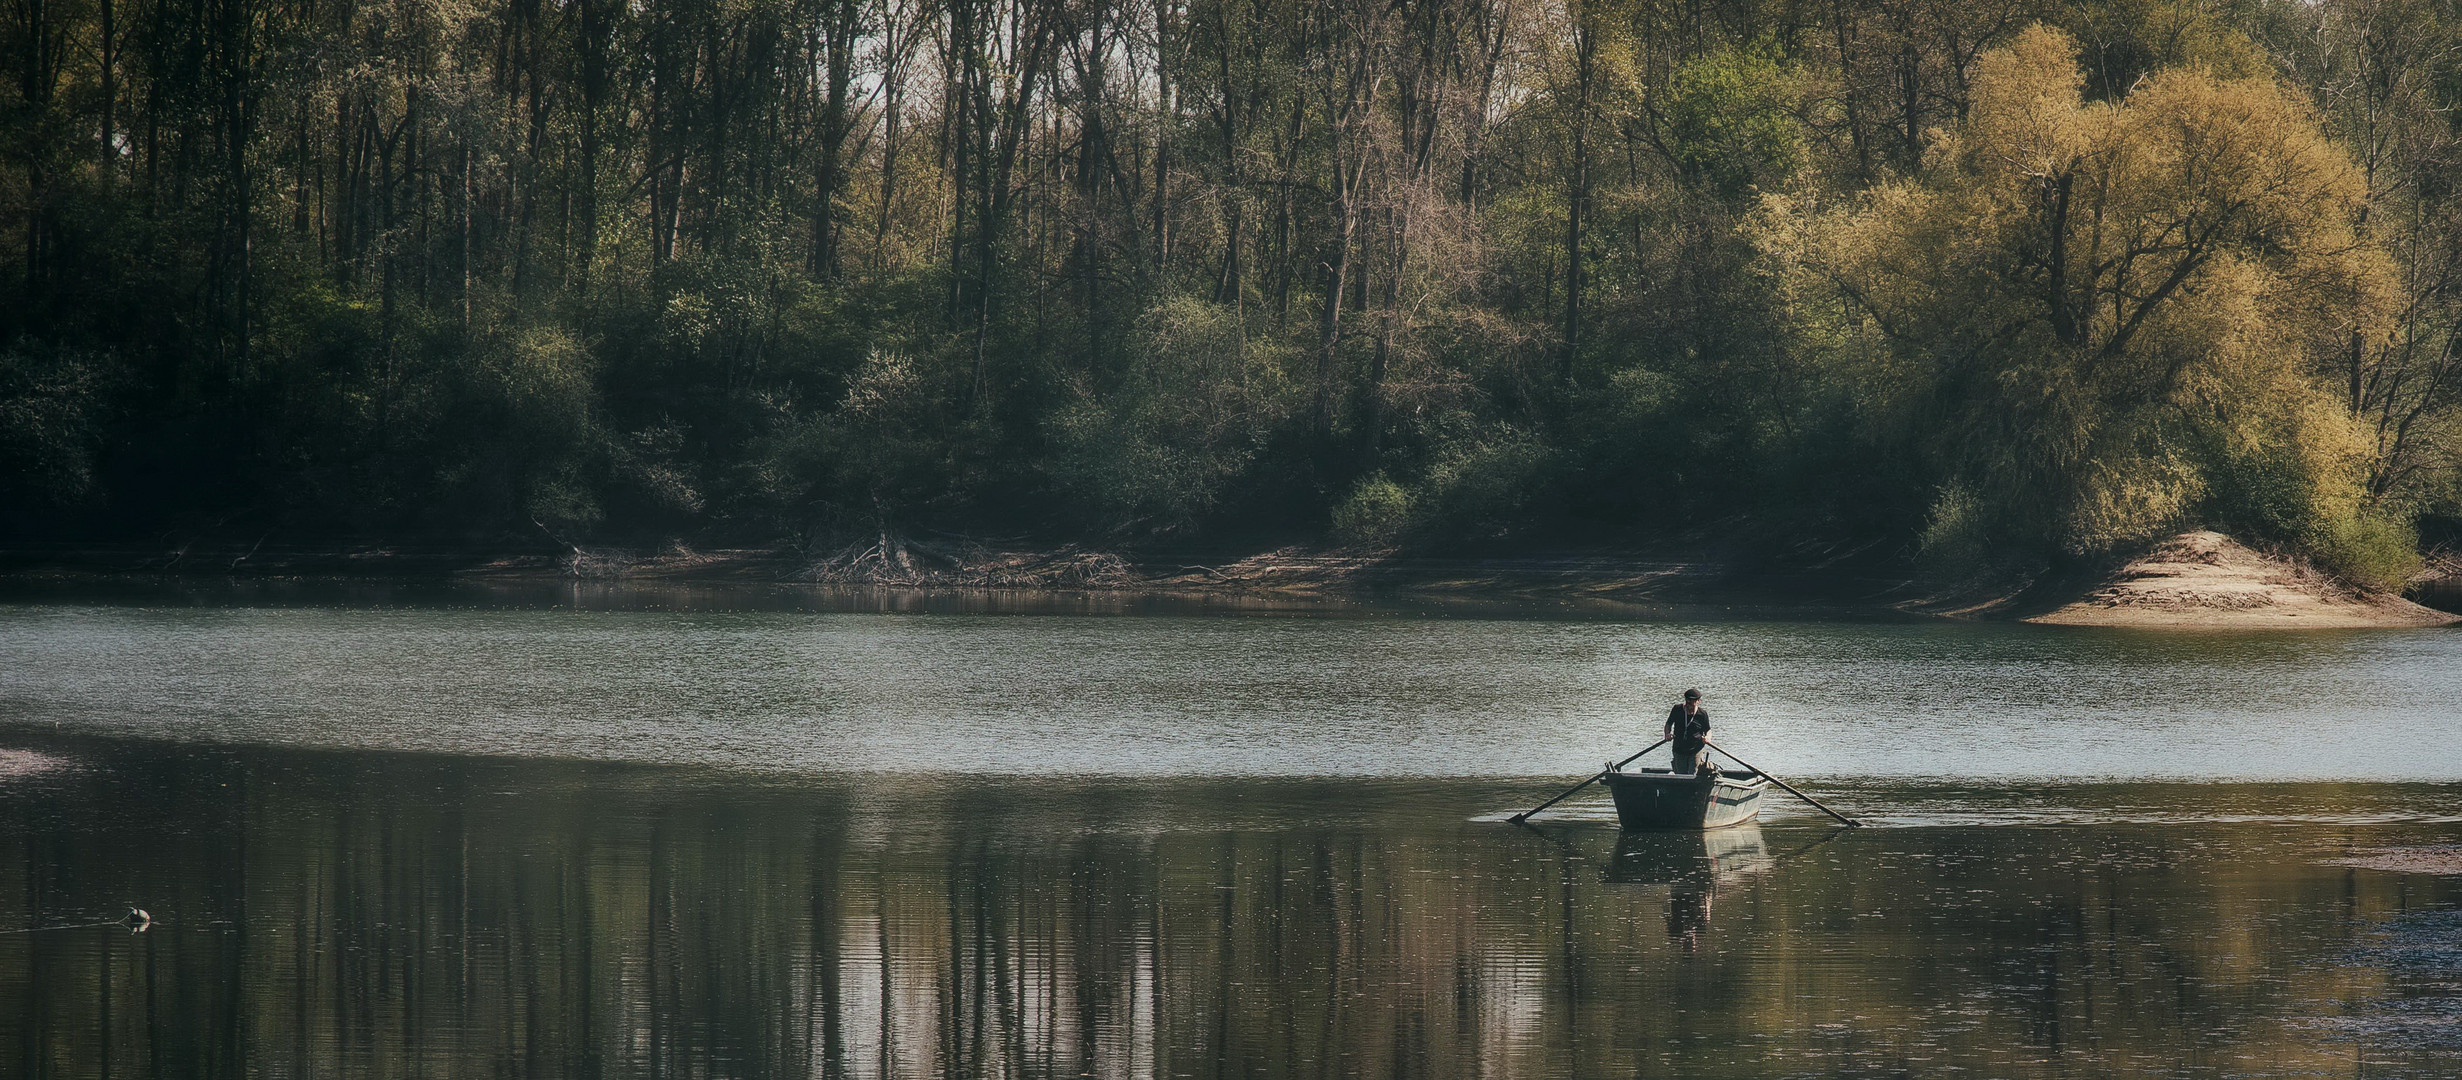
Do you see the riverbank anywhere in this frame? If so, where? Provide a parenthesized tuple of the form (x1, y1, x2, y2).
(0, 534, 1936, 616)
(3, 529, 2452, 627)
(2012, 531, 2454, 628)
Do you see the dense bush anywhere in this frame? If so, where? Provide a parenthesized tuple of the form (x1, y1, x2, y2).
(1332, 474, 1415, 547)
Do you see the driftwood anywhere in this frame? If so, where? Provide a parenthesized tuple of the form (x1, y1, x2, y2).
(534, 517, 637, 579)
(804, 532, 1133, 588)
(805, 531, 973, 584)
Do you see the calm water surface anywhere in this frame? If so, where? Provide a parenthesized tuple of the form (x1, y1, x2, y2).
(2, 589, 2460, 1078)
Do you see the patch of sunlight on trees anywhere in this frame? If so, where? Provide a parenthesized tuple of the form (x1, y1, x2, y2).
(1760, 25, 2424, 586)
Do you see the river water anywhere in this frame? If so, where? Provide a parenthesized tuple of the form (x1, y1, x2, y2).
(2, 587, 2459, 1078)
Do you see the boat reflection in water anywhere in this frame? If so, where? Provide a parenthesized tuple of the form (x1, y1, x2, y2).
(1604, 825, 1772, 952)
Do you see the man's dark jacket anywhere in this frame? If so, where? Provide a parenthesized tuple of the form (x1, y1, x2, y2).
(1666, 704, 1710, 752)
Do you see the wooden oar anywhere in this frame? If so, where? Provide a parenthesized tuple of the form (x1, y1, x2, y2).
(1704, 744, 1861, 827)
(1509, 737, 1670, 824)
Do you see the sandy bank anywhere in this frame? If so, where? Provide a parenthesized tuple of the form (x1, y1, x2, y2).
(2021, 531, 2452, 629)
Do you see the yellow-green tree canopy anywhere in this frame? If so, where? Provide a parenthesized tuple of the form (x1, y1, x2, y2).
(1764, 25, 2413, 579)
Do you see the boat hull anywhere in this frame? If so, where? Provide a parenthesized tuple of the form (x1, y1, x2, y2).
(1601, 769, 1768, 830)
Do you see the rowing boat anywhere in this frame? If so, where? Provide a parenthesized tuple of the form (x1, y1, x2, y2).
(1599, 766, 1768, 830)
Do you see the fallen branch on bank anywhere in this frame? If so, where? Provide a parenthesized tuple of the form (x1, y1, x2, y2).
(803, 533, 1134, 588)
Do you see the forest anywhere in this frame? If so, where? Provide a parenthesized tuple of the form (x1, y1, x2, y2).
(3, 0, 2459, 584)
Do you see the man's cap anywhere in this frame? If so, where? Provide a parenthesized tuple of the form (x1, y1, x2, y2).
(1683, 688, 1701, 700)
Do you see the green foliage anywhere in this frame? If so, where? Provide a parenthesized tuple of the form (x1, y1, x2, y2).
(1664, 44, 1805, 199)
(1410, 428, 1555, 546)
(822, 346, 973, 521)
(2311, 513, 2423, 591)
(2059, 0, 2273, 100)
(439, 325, 609, 532)
(1917, 486, 1994, 577)
(0, 0, 2453, 587)
(0, 341, 112, 510)
(2208, 423, 2423, 590)
(1047, 297, 1298, 536)
(1331, 474, 1415, 546)
(481, 328, 598, 450)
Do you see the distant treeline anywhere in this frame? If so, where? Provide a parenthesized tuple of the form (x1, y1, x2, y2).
(2, 0, 2458, 582)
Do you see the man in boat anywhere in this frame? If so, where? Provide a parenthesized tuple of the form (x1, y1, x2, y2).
(1665, 689, 1712, 775)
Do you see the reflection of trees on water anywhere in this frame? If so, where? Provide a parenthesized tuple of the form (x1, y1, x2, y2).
(0, 746, 2452, 1078)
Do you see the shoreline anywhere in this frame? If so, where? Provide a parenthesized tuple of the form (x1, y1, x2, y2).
(0, 538, 1941, 616)
(2010, 531, 2456, 629)
(3, 533, 2453, 627)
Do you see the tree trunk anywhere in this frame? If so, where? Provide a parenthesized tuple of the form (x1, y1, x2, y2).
(1561, 0, 1596, 384)
(811, 0, 859, 277)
